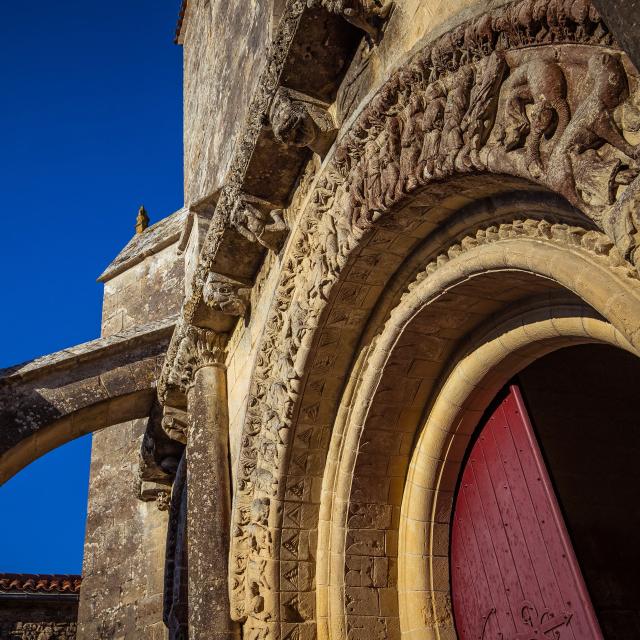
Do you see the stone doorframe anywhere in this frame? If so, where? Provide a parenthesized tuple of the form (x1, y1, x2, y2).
(226, 2, 640, 638)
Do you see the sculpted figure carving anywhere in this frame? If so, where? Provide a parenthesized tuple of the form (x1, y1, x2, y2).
(460, 52, 508, 170)
(417, 82, 446, 180)
(230, 197, 289, 252)
(269, 88, 337, 155)
(439, 67, 474, 173)
(500, 57, 570, 176)
(310, 0, 394, 41)
(202, 272, 250, 317)
(161, 406, 188, 445)
(548, 52, 640, 209)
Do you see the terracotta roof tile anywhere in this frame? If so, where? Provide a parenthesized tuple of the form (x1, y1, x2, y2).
(0, 574, 81, 595)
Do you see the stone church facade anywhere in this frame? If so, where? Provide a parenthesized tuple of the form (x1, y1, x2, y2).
(2, 0, 640, 638)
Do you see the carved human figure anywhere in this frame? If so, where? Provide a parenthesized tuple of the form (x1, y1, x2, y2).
(438, 66, 474, 173)
(417, 81, 447, 180)
(460, 52, 508, 170)
(399, 91, 426, 194)
(548, 52, 640, 208)
(230, 198, 289, 252)
(379, 114, 402, 208)
(501, 57, 570, 176)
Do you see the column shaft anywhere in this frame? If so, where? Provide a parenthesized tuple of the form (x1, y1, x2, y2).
(186, 364, 240, 639)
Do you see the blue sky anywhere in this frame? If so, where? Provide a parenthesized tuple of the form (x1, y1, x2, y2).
(0, 1, 183, 573)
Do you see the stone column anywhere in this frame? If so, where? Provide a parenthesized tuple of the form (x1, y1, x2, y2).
(181, 327, 240, 640)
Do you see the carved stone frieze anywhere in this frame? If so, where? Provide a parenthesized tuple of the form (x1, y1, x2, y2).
(226, 1, 640, 633)
(269, 87, 337, 156)
(202, 272, 251, 317)
(230, 196, 289, 252)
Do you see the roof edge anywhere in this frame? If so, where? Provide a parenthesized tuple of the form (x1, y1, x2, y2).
(175, 0, 188, 45)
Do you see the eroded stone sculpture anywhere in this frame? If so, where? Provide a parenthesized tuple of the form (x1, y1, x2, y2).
(230, 197, 289, 252)
(202, 272, 251, 317)
(269, 88, 337, 156)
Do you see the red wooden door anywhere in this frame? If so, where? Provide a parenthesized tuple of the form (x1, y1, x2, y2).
(451, 385, 603, 640)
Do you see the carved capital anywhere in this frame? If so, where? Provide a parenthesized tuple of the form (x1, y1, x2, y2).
(160, 325, 229, 402)
(202, 272, 251, 317)
(230, 196, 289, 252)
(269, 87, 337, 156)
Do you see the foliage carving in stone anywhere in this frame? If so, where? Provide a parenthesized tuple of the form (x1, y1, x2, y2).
(161, 325, 228, 400)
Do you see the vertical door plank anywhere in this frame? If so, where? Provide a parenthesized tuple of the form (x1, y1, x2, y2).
(451, 386, 604, 640)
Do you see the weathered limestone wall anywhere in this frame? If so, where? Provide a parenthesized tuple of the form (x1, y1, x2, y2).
(79, 212, 199, 639)
(78, 418, 168, 640)
(182, 0, 272, 207)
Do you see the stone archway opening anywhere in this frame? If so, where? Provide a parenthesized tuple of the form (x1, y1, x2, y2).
(315, 215, 640, 639)
(515, 344, 640, 639)
(448, 342, 640, 640)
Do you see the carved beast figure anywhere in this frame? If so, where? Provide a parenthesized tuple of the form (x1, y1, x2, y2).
(548, 52, 640, 209)
(501, 58, 570, 176)
(230, 198, 289, 253)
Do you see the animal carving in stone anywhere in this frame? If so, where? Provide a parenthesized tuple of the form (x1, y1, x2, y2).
(202, 272, 250, 317)
(548, 52, 640, 209)
(500, 57, 570, 176)
(311, 0, 394, 41)
(269, 88, 337, 156)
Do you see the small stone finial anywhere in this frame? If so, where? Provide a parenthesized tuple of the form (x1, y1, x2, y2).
(136, 205, 149, 235)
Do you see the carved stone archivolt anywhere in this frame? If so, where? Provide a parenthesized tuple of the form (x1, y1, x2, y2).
(227, 1, 640, 636)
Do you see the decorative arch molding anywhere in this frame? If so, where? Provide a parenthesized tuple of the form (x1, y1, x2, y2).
(316, 224, 640, 637)
(229, 1, 640, 636)
(397, 306, 635, 639)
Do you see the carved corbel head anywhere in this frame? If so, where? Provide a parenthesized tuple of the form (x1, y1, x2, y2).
(308, 0, 394, 42)
(138, 401, 184, 503)
(269, 88, 337, 156)
(161, 405, 188, 445)
(230, 197, 289, 253)
(202, 272, 251, 317)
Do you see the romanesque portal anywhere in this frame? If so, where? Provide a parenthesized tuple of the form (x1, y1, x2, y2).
(2, 0, 640, 638)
